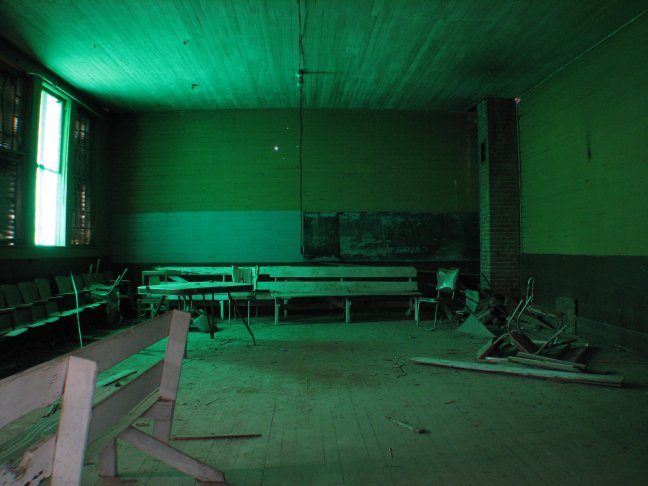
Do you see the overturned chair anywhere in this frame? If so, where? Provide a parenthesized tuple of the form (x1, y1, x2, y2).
(0, 310, 227, 485)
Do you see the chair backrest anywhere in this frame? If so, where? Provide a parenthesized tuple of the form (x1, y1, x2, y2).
(436, 267, 460, 294)
(0, 284, 32, 325)
(55, 275, 73, 294)
(18, 281, 49, 320)
(34, 278, 61, 316)
(72, 274, 86, 291)
(0, 288, 14, 333)
(35, 277, 55, 299)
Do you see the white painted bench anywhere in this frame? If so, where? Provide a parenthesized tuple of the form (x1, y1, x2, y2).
(140, 266, 257, 325)
(256, 265, 420, 324)
(140, 266, 236, 318)
(0, 310, 226, 485)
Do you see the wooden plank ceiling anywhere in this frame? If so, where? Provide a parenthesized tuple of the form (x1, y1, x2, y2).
(0, 0, 645, 113)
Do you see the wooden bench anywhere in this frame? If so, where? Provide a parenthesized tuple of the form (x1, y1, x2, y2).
(140, 266, 237, 319)
(0, 310, 226, 484)
(256, 265, 420, 324)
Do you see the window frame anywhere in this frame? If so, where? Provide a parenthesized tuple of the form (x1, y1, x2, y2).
(34, 86, 71, 247)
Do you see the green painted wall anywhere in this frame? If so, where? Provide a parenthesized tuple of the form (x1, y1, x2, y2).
(302, 110, 475, 212)
(109, 109, 477, 263)
(111, 109, 476, 214)
(518, 13, 648, 349)
(519, 13, 648, 257)
(111, 110, 300, 213)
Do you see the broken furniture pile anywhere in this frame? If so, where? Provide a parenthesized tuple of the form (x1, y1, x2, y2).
(412, 277, 624, 387)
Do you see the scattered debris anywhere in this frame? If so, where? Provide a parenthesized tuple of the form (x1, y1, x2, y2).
(412, 276, 624, 388)
(43, 400, 60, 418)
(385, 416, 428, 434)
(388, 447, 394, 458)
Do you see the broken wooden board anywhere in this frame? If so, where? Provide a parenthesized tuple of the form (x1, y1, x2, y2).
(457, 314, 494, 338)
(515, 352, 587, 370)
(508, 356, 584, 373)
(410, 357, 623, 387)
(509, 330, 539, 354)
(475, 334, 509, 360)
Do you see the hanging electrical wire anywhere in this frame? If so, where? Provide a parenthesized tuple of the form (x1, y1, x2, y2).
(297, 0, 306, 255)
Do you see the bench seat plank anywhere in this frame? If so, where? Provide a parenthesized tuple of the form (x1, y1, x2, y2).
(257, 280, 418, 294)
(259, 265, 417, 278)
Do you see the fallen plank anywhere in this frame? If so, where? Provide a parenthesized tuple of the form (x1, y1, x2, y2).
(410, 357, 623, 387)
(516, 352, 587, 370)
(508, 356, 583, 373)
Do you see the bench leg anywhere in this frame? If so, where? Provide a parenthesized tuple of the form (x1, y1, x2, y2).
(274, 299, 280, 325)
(415, 298, 420, 326)
(120, 426, 226, 483)
(345, 298, 351, 324)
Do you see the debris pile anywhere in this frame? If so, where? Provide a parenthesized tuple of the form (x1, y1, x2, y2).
(413, 277, 624, 387)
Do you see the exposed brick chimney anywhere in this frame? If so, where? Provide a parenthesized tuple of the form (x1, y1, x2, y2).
(477, 98, 520, 297)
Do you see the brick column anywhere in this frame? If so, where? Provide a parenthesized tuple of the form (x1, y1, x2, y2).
(477, 98, 520, 297)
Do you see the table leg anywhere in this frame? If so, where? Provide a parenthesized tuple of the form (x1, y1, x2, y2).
(228, 292, 256, 345)
(201, 293, 215, 339)
(153, 296, 167, 317)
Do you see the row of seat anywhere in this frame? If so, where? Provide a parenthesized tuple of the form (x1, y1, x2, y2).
(0, 271, 127, 341)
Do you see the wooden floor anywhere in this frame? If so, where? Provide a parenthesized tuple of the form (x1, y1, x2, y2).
(82, 314, 648, 485)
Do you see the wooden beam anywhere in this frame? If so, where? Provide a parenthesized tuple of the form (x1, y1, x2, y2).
(51, 356, 97, 485)
(120, 427, 226, 483)
(87, 361, 163, 445)
(410, 357, 624, 387)
(74, 312, 173, 373)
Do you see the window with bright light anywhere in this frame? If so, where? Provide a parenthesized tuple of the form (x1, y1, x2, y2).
(35, 89, 68, 246)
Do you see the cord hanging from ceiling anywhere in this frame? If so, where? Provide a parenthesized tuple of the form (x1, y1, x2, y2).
(298, 0, 306, 255)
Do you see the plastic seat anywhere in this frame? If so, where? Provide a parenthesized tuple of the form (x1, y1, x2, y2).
(415, 267, 460, 330)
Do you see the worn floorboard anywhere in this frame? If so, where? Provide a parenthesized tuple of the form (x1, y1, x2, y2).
(60, 315, 647, 485)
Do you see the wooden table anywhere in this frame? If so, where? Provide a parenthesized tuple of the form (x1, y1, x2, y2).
(138, 281, 255, 343)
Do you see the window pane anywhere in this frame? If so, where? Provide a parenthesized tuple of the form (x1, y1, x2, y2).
(35, 168, 59, 245)
(37, 91, 63, 172)
(35, 89, 67, 246)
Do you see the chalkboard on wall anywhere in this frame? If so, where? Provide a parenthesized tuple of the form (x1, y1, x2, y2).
(303, 212, 478, 261)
